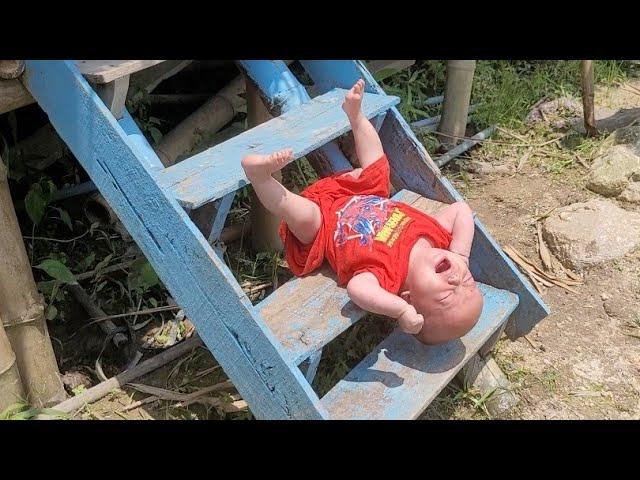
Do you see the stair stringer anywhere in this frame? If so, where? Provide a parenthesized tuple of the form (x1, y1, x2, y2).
(22, 60, 328, 420)
(298, 60, 550, 339)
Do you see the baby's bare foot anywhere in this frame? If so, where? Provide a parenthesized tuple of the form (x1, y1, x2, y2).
(241, 148, 294, 180)
(342, 79, 365, 121)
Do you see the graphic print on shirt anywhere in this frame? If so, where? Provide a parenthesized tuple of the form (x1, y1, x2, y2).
(334, 196, 414, 249)
(334, 195, 391, 247)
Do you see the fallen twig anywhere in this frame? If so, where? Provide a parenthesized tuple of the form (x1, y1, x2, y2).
(503, 245, 582, 295)
(536, 223, 553, 271)
(68, 284, 128, 347)
(75, 259, 137, 282)
(50, 336, 204, 414)
(89, 304, 181, 322)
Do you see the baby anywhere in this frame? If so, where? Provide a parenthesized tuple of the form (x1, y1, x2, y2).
(241, 79, 483, 345)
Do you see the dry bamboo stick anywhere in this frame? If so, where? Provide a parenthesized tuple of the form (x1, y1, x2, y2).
(51, 336, 204, 414)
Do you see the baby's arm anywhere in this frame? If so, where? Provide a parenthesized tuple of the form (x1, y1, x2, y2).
(347, 272, 424, 334)
(433, 201, 475, 261)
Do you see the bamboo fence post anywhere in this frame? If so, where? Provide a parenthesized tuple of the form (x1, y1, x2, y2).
(581, 60, 598, 137)
(0, 157, 67, 407)
(437, 60, 476, 150)
(0, 313, 26, 411)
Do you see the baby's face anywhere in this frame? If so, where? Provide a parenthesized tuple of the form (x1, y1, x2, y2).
(409, 248, 483, 343)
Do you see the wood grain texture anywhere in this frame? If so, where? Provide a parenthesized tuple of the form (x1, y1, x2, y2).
(0, 78, 34, 114)
(157, 88, 399, 209)
(75, 60, 165, 84)
(238, 60, 356, 178)
(321, 283, 519, 420)
(299, 60, 550, 339)
(23, 60, 327, 420)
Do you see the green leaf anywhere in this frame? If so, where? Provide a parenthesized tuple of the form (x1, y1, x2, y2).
(45, 305, 58, 321)
(37, 280, 56, 296)
(373, 68, 400, 82)
(148, 127, 163, 144)
(79, 253, 96, 271)
(94, 253, 113, 273)
(52, 207, 73, 231)
(128, 259, 159, 292)
(24, 187, 47, 225)
(72, 385, 86, 396)
(35, 259, 77, 285)
(43, 179, 57, 203)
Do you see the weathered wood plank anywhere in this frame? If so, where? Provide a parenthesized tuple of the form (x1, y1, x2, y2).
(75, 60, 165, 84)
(157, 88, 399, 209)
(238, 60, 356, 179)
(95, 75, 129, 119)
(299, 60, 550, 339)
(0, 79, 34, 114)
(321, 283, 519, 420)
(23, 60, 327, 420)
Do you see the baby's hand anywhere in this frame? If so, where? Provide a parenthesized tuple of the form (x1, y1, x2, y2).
(449, 250, 470, 267)
(397, 304, 424, 334)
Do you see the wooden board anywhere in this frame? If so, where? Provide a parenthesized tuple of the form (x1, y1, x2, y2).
(321, 283, 519, 419)
(23, 60, 327, 420)
(0, 79, 34, 114)
(157, 88, 400, 209)
(75, 60, 165, 84)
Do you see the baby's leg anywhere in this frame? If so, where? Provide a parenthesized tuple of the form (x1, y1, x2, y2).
(241, 149, 321, 245)
(342, 79, 385, 172)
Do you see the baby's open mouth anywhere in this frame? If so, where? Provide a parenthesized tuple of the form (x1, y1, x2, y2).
(435, 257, 451, 274)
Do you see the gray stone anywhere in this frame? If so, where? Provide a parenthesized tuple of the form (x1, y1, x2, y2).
(586, 145, 640, 197)
(542, 199, 640, 270)
(465, 160, 513, 175)
(525, 97, 582, 125)
(610, 125, 640, 154)
(619, 181, 640, 204)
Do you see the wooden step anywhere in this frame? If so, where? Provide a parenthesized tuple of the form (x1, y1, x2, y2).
(258, 189, 454, 365)
(321, 283, 519, 419)
(157, 88, 400, 209)
(75, 60, 165, 84)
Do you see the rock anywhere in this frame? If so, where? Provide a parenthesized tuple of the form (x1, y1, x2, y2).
(611, 125, 640, 153)
(586, 145, 640, 197)
(61, 370, 93, 392)
(603, 298, 628, 319)
(542, 199, 640, 270)
(465, 160, 513, 175)
(619, 181, 640, 204)
(526, 97, 582, 125)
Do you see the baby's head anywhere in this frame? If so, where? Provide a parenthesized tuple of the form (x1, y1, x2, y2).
(403, 248, 483, 345)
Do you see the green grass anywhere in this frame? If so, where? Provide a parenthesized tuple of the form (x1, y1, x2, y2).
(381, 60, 636, 131)
(0, 402, 68, 420)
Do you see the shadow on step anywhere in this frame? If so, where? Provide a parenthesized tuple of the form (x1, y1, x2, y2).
(346, 336, 467, 388)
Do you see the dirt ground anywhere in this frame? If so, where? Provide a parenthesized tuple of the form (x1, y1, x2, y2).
(422, 80, 640, 420)
(75, 79, 640, 421)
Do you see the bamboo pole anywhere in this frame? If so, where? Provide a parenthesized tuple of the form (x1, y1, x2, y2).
(437, 60, 476, 150)
(153, 74, 246, 167)
(0, 313, 25, 411)
(245, 75, 284, 252)
(581, 60, 598, 137)
(0, 157, 67, 407)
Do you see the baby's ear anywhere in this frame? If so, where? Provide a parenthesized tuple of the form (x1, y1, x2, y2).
(399, 290, 411, 303)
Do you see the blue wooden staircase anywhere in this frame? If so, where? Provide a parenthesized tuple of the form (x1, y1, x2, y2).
(21, 60, 549, 420)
